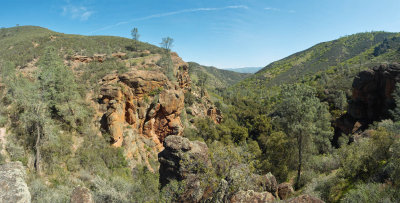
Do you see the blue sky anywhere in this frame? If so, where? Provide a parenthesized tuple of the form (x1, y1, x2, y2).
(1, 0, 400, 69)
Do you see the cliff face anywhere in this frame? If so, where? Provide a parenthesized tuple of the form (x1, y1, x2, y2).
(92, 52, 219, 170)
(335, 64, 400, 143)
(349, 63, 400, 121)
(95, 53, 191, 169)
(98, 69, 185, 148)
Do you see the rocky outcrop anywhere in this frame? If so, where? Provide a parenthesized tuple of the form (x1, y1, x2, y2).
(286, 194, 324, 203)
(158, 136, 292, 203)
(334, 64, 400, 143)
(70, 186, 94, 203)
(91, 50, 204, 170)
(177, 65, 191, 91)
(207, 107, 223, 124)
(111, 52, 126, 59)
(278, 183, 294, 200)
(158, 135, 211, 202)
(263, 173, 278, 196)
(98, 69, 184, 148)
(349, 64, 400, 121)
(97, 66, 187, 171)
(0, 162, 31, 203)
(158, 135, 210, 187)
(230, 190, 275, 203)
(72, 54, 106, 63)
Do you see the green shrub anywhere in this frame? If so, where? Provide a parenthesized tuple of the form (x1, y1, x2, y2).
(309, 154, 340, 174)
(184, 91, 195, 106)
(342, 183, 396, 203)
(0, 114, 6, 127)
(5, 140, 26, 164)
(29, 178, 72, 203)
(0, 145, 4, 164)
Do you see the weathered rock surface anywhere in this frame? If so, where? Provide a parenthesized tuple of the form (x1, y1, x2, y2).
(286, 194, 324, 203)
(177, 65, 191, 91)
(158, 135, 212, 202)
(349, 63, 400, 121)
(96, 65, 188, 171)
(111, 52, 126, 59)
(207, 107, 223, 124)
(230, 190, 275, 203)
(99, 69, 185, 148)
(0, 162, 31, 203)
(334, 64, 400, 144)
(158, 135, 210, 187)
(278, 183, 294, 200)
(72, 55, 105, 63)
(70, 186, 94, 203)
(263, 173, 278, 196)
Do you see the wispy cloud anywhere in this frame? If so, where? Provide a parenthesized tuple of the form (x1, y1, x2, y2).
(62, 5, 94, 21)
(264, 7, 295, 13)
(89, 5, 248, 34)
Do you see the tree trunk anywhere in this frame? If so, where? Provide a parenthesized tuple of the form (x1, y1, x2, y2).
(34, 122, 42, 176)
(134, 40, 137, 51)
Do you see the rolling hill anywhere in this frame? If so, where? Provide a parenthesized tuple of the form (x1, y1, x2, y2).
(230, 32, 400, 99)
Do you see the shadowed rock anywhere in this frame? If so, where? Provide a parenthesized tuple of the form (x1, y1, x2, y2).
(158, 135, 210, 187)
(278, 183, 294, 200)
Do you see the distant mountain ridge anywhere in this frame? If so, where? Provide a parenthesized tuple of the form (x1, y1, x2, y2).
(224, 67, 262, 73)
(188, 62, 251, 89)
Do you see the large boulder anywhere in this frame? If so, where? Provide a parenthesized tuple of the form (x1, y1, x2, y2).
(0, 162, 31, 203)
(263, 173, 278, 195)
(230, 190, 275, 203)
(158, 135, 211, 202)
(278, 183, 294, 200)
(158, 135, 210, 187)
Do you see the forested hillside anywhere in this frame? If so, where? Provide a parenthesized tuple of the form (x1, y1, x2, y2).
(230, 32, 400, 100)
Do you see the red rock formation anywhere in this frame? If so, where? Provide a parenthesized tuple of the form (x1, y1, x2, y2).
(72, 54, 106, 63)
(177, 65, 191, 91)
(98, 69, 184, 148)
(112, 52, 126, 59)
(207, 107, 223, 124)
(73, 55, 92, 63)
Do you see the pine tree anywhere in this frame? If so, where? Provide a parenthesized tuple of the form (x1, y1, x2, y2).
(37, 46, 90, 129)
(275, 84, 333, 188)
(131, 28, 140, 51)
